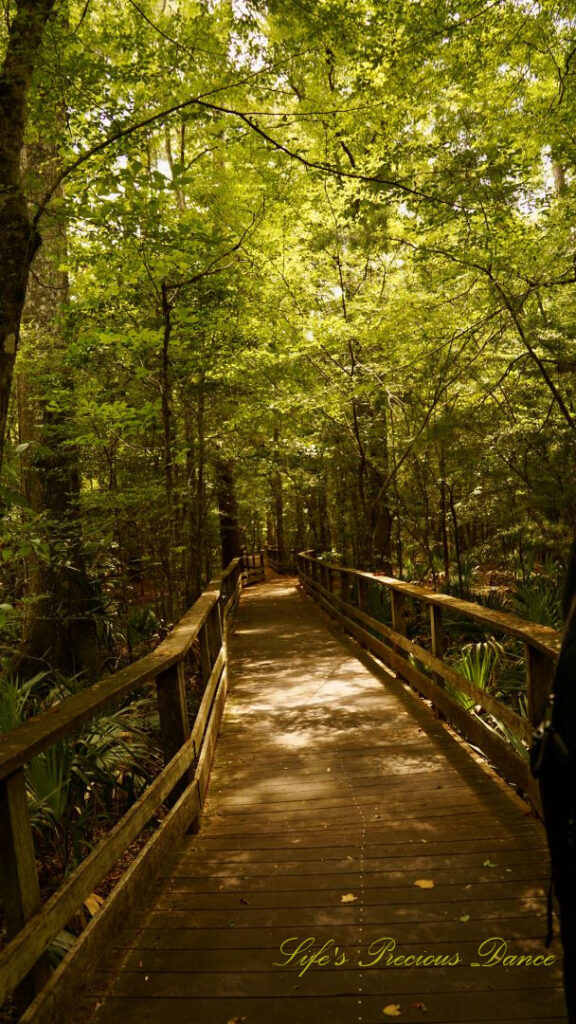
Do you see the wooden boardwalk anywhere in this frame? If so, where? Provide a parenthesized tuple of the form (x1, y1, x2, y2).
(86, 576, 567, 1024)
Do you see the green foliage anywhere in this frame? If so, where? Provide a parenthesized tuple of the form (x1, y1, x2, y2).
(448, 640, 502, 712)
(0, 671, 48, 732)
(512, 559, 563, 628)
(1, 0, 575, 711)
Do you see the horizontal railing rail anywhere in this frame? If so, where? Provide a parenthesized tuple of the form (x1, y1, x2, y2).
(297, 552, 561, 809)
(0, 556, 243, 1021)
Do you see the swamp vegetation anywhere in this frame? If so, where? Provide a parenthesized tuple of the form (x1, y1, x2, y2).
(1, 0, 576, 983)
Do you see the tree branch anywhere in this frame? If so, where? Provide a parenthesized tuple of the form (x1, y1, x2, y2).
(33, 83, 459, 226)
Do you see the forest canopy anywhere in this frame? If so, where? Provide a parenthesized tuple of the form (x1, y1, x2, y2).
(1, 0, 576, 677)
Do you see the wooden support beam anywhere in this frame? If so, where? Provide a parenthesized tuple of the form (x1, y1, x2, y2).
(156, 661, 190, 765)
(0, 769, 49, 1005)
(429, 604, 446, 718)
(0, 556, 242, 1017)
(155, 661, 193, 805)
(526, 645, 555, 727)
(391, 590, 406, 635)
(207, 601, 223, 669)
(199, 625, 211, 686)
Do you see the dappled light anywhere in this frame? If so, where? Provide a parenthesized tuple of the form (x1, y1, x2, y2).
(81, 576, 564, 1024)
(2, 0, 575, 1018)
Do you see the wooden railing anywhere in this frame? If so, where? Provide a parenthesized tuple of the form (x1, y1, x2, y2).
(0, 557, 243, 1023)
(298, 553, 562, 807)
(242, 549, 265, 586)
(265, 545, 294, 574)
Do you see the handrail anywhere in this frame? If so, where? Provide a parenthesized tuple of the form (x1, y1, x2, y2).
(0, 556, 244, 1015)
(241, 549, 265, 585)
(265, 544, 294, 574)
(297, 552, 561, 808)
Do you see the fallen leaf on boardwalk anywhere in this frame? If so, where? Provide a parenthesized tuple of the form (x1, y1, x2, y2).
(341, 892, 358, 903)
(483, 859, 497, 868)
(383, 1005, 402, 1017)
(239, 898, 250, 905)
(411, 1002, 427, 1012)
(414, 879, 435, 889)
(227, 1017, 248, 1024)
(459, 914, 470, 922)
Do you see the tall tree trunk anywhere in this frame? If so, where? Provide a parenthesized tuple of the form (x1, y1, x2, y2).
(0, 0, 57, 478)
(16, 141, 100, 680)
(214, 457, 241, 567)
(273, 472, 284, 564)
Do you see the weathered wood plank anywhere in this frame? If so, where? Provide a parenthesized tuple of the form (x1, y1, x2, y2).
(304, 572, 532, 744)
(19, 781, 202, 1024)
(0, 769, 49, 1003)
(80, 995, 569, 1024)
(80, 577, 561, 1024)
(301, 575, 538, 801)
(298, 554, 561, 656)
(155, 661, 191, 777)
(0, 559, 242, 781)
(0, 733, 198, 1006)
(0, 559, 241, 1017)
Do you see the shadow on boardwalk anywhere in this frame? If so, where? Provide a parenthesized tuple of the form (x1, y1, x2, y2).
(86, 576, 567, 1024)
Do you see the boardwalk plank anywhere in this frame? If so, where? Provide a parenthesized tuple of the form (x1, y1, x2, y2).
(87, 577, 567, 1024)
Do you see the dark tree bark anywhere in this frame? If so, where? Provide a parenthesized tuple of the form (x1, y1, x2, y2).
(214, 457, 241, 567)
(15, 138, 101, 681)
(0, 0, 57, 477)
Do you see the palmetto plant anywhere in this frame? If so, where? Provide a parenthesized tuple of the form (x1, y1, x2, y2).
(512, 574, 562, 629)
(25, 706, 159, 873)
(448, 639, 503, 712)
(0, 670, 47, 732)
(0, 669, 162, 877)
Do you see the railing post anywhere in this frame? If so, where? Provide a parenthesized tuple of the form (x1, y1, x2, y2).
(207, 599, 223, 668)
(428, 604, 446, 716)
(391, 590, 406, 635)
(199, 623, 211, 685)
(156, 660, 191, 763)
(391, 590, 407, 659)
(0, 769, 50, 1004)
(429, 605, 444, 662)
(526, 645, 555, 727)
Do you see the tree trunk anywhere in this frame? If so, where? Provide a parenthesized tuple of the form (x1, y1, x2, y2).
(16, 139, 100, 680)
(214, 457, 241, 567)
(0, 0, 57, 477)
